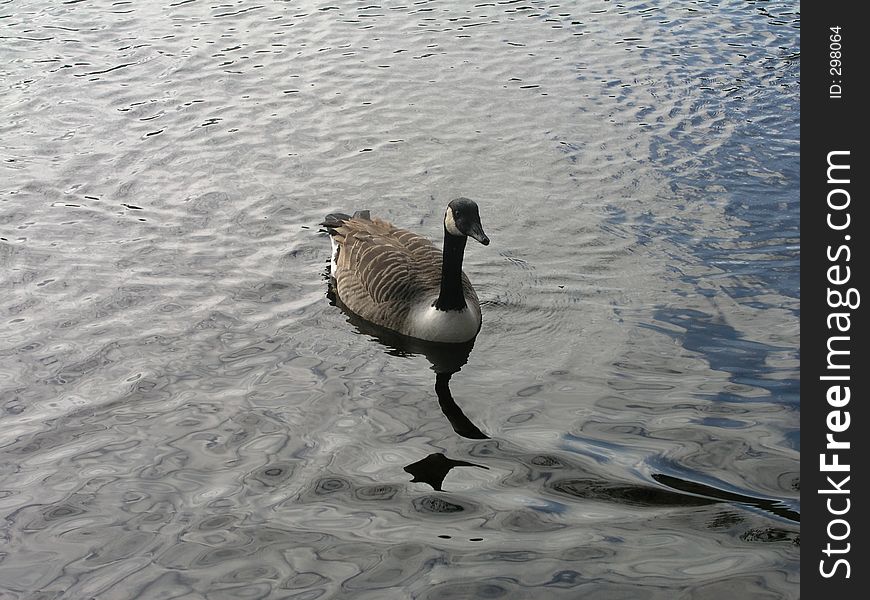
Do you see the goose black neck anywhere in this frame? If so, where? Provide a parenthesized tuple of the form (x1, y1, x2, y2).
(434, 229, 468, 311)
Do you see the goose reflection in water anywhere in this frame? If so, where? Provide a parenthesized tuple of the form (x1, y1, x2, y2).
(326, 286, 489, 490)
(326, 273, 800, 523)
(324, 280, 799, 522)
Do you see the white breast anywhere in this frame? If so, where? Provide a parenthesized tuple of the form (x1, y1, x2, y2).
(406, 300, 481, 343)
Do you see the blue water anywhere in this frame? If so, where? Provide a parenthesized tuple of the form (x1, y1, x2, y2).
(1, 1, 799, 598)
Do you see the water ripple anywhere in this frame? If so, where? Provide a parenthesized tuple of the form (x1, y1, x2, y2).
(1, 0, 798, 597)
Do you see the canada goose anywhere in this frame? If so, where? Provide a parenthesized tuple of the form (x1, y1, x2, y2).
(322, 198, 490, 343)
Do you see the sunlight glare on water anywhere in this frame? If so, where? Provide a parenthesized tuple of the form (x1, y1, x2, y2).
(1, 1, 799, 598)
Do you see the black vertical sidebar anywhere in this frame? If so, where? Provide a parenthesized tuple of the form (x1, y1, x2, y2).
(803, 3, 866, 598)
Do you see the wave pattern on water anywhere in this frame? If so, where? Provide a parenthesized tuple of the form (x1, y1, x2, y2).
(2, 0, 798, 598)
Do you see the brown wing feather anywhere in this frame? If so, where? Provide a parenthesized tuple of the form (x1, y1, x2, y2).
(331, 216, 444, 329)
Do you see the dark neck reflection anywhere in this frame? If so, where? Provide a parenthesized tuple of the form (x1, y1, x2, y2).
(328, 285, 490, 489)
(435, 372, 488, 440)
(327, 286, 488, 440)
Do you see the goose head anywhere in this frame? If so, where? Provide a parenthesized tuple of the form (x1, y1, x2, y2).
(444, 198, 490, 246)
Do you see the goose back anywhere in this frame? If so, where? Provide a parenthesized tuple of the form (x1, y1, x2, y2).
(324, 212, 480, 340)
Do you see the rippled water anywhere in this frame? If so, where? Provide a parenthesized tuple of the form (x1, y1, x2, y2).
(2, 1, 799, 598)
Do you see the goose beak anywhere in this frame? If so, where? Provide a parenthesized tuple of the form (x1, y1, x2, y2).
(468, 223, 490, 246)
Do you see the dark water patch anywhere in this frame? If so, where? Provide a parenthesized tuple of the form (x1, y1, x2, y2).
(413, 495, 474, 516)
(0, 0, 798, 597)
(652, 473, 799, 523)
(548, 477, 717, 508)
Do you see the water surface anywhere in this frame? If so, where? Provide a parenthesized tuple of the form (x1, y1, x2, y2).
(1, 1, 799, 598)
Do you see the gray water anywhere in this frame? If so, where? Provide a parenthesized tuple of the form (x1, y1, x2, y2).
(1, 1, 799, 598)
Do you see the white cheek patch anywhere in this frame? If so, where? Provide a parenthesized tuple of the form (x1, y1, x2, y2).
(444, 207, 463, 236)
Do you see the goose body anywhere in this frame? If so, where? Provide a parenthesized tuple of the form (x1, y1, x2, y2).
(323, 198, 490, 343)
